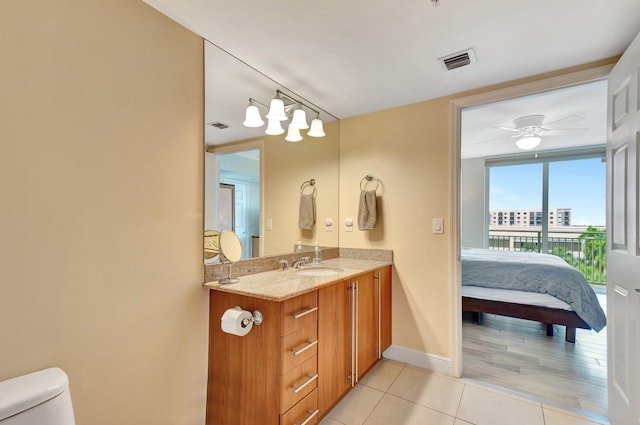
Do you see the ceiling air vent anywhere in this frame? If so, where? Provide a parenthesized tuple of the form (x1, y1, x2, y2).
(438, 48, 476, 71)
(208, 121, 229, 129)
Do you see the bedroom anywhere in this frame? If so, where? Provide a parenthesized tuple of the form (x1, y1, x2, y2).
(459, 80, 609, 416)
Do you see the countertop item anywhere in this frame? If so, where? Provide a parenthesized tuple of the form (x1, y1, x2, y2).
(203, 257, 392, 301)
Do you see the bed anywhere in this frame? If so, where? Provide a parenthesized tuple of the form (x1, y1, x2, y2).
(461, 248, 606, 343)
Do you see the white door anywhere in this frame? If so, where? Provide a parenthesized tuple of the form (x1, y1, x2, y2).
(607, 30, 640, 425)
(221, 178, 249, 258)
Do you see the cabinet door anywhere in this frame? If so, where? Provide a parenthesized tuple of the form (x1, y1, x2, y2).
(355, 272, 377, 379)
(317, 280, 351, 415)
(377, 266, 392, 356)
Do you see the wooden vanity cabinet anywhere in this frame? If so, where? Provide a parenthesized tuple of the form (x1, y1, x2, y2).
(317, 280, 352, 414)
(377, 265, 392, 360)
(206, 290, 319, 425)
(317, 266, 392, 416)
(206, 264, 391, 424)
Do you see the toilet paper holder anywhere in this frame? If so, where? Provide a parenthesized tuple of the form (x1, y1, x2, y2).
(238, 307, 263, 327)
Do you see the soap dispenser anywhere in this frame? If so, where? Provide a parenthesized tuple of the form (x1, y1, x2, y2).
(313, 242, 322, 264)
(295, 241, 303, 253)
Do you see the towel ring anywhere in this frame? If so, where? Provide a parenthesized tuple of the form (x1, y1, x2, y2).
(300, 178, 317, 195)
(360, 174, 379, 191)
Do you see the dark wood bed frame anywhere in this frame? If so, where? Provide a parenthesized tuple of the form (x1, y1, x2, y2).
(462, 296, 591, 343)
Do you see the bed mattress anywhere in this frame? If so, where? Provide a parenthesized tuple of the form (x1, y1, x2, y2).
(461, 285, 572, 311)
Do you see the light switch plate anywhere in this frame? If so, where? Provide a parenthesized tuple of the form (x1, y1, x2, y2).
(432, 218, 444, 234)
(265, 218, 273, 230)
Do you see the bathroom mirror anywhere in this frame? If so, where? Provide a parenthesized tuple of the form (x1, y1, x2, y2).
(204, 41, 340, 264)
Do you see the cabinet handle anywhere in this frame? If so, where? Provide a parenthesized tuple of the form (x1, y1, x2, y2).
(292, 374, 318, 394)
(377, 271, 382, 360)
(295, 409, 319, 425)
(350, 283, 356, 387)
(354, 281, 359, 384)
(292, 306, 318, 319)
(292, 340, 318, 356)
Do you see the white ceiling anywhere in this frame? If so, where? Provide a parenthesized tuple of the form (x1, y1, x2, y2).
(461, 80, 608, 159)
(142, 0, 640, 146)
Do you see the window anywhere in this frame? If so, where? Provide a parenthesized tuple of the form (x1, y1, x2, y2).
(488, 152, 605, 252)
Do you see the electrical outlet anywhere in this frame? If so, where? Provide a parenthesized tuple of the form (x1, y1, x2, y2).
(345, 218, 353, 232)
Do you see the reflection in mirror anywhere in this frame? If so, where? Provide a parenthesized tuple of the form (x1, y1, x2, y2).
(218, 230, 242, 284)
(204, 41, 340, 265)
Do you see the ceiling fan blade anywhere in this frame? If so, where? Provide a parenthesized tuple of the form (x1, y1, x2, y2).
(547, 128, 589, 131)
(542, 114, 584, 128)
(472, 134, 519, 145)
(493, 126, 522, 132)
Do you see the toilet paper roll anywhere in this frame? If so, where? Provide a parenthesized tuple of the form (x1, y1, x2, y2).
(221, 307, 254, 336)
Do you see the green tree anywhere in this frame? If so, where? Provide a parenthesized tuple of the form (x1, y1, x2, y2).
(579, 226, 606, 270)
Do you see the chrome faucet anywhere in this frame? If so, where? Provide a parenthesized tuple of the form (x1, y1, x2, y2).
(292, 256, 310, 269)
(278, 259, 290, 270)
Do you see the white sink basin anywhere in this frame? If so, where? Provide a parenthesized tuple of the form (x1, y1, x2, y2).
(295, 267, 343, 276)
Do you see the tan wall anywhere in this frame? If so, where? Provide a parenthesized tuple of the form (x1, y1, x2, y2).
(339, 57, 618, 359)
(263, 120, 340, 255)
(0, 1, 207, 425)
(340, 98, 453, 356)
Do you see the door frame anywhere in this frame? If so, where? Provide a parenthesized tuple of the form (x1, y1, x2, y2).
(449, 63, 615, 377)
(207, 140, 263, 256)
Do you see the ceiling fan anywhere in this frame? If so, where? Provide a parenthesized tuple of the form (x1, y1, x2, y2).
(476, 114, 587, 151)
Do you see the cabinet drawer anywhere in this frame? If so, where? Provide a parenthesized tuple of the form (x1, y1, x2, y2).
(280, 389, 318, 425)
(280, 355, 318, 413)
(282, 324, 318, 374)
(282, 291, 318, 336)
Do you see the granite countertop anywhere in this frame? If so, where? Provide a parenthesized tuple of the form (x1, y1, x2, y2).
(203, 257, 392, 301)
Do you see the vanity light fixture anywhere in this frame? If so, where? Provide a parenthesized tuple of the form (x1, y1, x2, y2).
(242, 100, 265, 127)
(243, 89, 325, 142)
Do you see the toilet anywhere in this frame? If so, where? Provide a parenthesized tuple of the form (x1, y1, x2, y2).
(0, 368, 75, 424)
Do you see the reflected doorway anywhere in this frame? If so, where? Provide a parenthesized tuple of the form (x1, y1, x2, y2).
(205, 147, 261, 262)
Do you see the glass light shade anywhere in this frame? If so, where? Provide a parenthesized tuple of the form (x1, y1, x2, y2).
(290, 109, 309, 129)
(307, 118, 326, 137)
(266, 98, 287, 121)
(285, 126, 303, 142)
(265, 118, 285, 135)
(242, 105, 264, 127)
(515, 136, 542, 150)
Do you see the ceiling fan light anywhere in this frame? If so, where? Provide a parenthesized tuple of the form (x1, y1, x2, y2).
(265, 118, 285, 135)
(242, 104, 265, 128)
(266, 97, 287, 121)
(307, 118, 326, 137)
(516, 135, 542, 150)
(290, 108, 309, 129)
(285, 126, 303, 142)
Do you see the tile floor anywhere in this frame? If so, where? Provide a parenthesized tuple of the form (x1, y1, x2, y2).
(320, 359, 610, 425)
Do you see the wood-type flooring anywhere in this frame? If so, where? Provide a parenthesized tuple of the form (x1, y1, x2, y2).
(462, 300, 608, 419)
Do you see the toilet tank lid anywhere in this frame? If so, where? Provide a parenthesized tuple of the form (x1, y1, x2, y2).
(0, 368, 69, 421)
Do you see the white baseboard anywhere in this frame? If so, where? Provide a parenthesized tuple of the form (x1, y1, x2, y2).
(383, 345, 453, 376)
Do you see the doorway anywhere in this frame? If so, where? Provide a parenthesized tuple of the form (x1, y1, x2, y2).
(205, 144, 261, 261)
(451, 65, 614, 418)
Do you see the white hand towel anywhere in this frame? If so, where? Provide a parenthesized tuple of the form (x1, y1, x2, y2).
(299, 193, 316, 230)
(358, 190, 377, 230)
